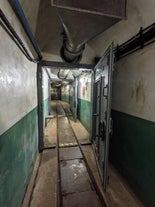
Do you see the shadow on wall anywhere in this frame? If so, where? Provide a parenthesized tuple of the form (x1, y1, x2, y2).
(110, 110, 155, 207)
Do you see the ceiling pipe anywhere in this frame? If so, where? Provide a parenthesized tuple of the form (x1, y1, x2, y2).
(61, 39, 85, 63)
(59, 16, 85, 63)
(0, 9, 40, 63)
(57, 69, 70, 79)
(115, 23, 155, 61)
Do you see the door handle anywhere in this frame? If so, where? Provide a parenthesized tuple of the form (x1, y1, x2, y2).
(93, 113, 99, 116)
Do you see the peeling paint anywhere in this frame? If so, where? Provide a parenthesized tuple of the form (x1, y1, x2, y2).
(0, 2, 38, 207)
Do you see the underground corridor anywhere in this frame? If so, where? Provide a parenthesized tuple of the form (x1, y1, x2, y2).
(1, 0, 155, 207)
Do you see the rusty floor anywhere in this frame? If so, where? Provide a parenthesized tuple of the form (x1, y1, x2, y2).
(23, 101, 144, 207)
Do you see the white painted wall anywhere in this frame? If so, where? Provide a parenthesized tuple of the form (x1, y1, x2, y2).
(89, 0, 155, 122)
(78, 74, 92, 102)
(0, 1, 38, 135)
(62, 85, 70, 97)
(80, 44, 96, 64)
(112, 43, 155, 122)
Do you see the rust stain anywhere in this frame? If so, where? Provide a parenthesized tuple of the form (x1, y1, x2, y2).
(50, 130, 56, 135)
(135, 80, 145, 103)
(74, 124, 79, 128)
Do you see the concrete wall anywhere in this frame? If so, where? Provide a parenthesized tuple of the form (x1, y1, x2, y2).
(0, 1, 38, 206)
(61, 85, 70, 103)
(77, 74, 92, 131)
(90, 0, 155, 55)
(19, 0, 41, 35)
(90, 0, 155, 206)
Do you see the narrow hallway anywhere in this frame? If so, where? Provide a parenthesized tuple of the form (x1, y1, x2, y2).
(23, 101, 144, 207)
(1, 1, 155, 206)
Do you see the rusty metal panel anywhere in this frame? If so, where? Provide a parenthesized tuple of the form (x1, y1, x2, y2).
(60, 147, 82, 160)
(63, 191, 102, 207)
(52, 0, 126, 18)
(60, 159, 93, 194)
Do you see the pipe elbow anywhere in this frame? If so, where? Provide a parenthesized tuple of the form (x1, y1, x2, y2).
(60, 40, 85, 64)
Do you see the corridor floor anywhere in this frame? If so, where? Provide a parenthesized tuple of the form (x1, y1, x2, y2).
(22, 101, 144, 207)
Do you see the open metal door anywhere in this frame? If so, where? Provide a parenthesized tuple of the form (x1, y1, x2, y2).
(71, 78, 78, 121)
(92, 42, 114, 191)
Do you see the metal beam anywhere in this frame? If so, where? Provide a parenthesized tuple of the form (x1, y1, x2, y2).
(51, 0, 127, 19)
(37, 62, 44, 152)
(41, 60, 94, 70)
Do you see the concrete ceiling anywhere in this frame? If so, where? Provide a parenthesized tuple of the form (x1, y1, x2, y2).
(21, 0, 126, 63)
(35, 1, 63, 57)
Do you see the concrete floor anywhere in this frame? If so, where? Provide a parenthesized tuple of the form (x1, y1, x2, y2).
(22, 101, 145, 207)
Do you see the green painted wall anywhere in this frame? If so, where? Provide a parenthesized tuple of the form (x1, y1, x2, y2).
(0, 108, 38, 207)
(78, 98, 91, 132)
(51, 93, 58, 100)
(61, 94, 70, 103)
(110, 110, 155, 207)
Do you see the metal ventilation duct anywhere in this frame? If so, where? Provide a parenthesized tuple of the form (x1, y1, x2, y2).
(51, 0, 127, 63)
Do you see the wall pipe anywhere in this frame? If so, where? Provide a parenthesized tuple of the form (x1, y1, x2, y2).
(9, 0, 42, 61)
(115, 23, 155, 61)
(45, 68, 52, 82)
(0, 9, 40, 63)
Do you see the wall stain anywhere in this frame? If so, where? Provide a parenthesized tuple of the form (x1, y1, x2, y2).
(135, 80, 145, 103)
(131, 79, 146, 103)
(130, 79, 146, 114)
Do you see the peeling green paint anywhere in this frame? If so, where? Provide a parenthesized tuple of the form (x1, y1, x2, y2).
(110, 110, 155, 207)
(0, 108, 38, 207)
(78, 98, 91, 132)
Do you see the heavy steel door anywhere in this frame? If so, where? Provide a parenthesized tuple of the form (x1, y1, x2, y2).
(92, 43, 114, 190)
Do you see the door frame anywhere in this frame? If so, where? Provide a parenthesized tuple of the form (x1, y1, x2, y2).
(37, 61, 94, 152)
(91, 42, 114, 190)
